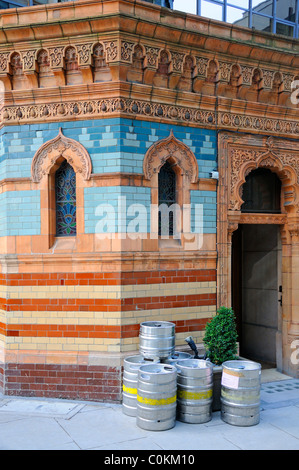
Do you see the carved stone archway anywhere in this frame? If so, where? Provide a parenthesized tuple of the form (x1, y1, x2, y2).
(143, 130, 198, 184)
(31, 128, 92, 183)
(218, 131, 299, 378)
(31, 128, 92, 250)
(143, 130, 199, 250)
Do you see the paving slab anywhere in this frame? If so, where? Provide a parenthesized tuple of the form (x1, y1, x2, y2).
(0, 416, 78, 450)
(0, 377, 298, 450)
(0, 398, 84, 419)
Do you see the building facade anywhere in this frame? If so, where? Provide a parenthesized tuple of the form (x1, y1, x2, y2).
(0, 0, 298, 402)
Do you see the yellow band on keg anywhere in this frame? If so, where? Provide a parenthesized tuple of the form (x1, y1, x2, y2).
(137, 394, 177, 406)
(177, 389, 213, 401)
(123, 384, 137, 395)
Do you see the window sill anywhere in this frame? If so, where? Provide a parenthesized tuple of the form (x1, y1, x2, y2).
(158, 237, 181, 250)
(53, 236, 77, 252)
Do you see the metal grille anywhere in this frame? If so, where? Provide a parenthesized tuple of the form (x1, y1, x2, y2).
(55, 160, 77, 237)
(158, 161, 176, 236)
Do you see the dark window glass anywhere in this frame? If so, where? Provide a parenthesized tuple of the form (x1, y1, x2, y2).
(55, 160, 77, 236)
(241, 168, 281, 213)
(158, 160, 176, 236)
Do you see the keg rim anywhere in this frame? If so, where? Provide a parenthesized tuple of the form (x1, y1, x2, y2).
(176, 358, 213, 370)
(140, 321, 176, 329)
(222, 360, 261, 371)
(124, 355, 157, 364)
(168, 351, 192, 359)
(139, 363, 177, 374)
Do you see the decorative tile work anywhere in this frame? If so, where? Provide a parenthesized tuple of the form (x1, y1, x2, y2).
(84, 185, 151, 234)
(0, 118, 217, 180)
(0, 190, 40, 237)
(190, 190, 217, 234)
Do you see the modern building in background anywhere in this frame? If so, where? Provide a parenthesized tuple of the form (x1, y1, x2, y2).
(0, 0, 297, 402)
(197, 0, 299, 38)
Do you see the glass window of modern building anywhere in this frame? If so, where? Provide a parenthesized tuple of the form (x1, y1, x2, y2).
(195, 0, 299, 38)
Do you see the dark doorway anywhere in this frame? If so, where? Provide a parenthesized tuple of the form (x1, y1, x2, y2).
(232, 225, 282, 367)
(232, 168, 282, 367)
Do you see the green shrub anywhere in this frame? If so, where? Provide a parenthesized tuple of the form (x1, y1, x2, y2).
(203, 306, 238, 365)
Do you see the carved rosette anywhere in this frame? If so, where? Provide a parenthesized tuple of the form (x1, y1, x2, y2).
(31, 128, 92, 183)
(143, 130, 198, 184)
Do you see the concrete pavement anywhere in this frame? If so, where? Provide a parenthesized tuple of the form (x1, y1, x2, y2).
(0, 371, 298, 451)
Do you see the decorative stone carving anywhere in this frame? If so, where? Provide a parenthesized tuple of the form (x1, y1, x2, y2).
(143, 130, 198, 184)
(76, 43, 93, 66)
(195, 57, 209, 76)
(120, 41, 135, 62)
(262, 69, 275, 88)
(0, 52, 10, 73)
(219, 61, 232, 82)
(170, 51, 185, 73)
(31, 128, 92, 183)
(103, 41, 118, 62)
(240, 65, 254, 85)
(20, 50, 36, 71)
(48, 46, 64, 68)
(144, 45, 160, 68)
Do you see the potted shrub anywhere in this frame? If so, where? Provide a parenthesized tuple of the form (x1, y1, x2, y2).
(203, 306, 238, 411)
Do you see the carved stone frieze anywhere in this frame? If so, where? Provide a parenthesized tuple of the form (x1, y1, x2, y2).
(1, 95, 298, 138)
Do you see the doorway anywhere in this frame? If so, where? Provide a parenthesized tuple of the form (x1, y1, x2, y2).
(232, 224, 282, 367)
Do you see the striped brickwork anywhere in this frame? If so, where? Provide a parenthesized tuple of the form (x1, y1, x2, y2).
(0, 267, 216, 400)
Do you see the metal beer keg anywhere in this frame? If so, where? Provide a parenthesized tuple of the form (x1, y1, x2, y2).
(122, 355, 159, 417)
(139, 321, 175, 360)
(221, 360, 261, 426)
(136, 363, 177, 431)
(176, 359, 213, 424)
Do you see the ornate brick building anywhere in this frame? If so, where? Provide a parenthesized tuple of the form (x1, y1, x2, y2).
(0, 0, 298, 402)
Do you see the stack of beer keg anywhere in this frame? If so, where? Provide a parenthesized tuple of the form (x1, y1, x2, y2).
(122, 320, 261, 430)
(122, 320, 213, 431)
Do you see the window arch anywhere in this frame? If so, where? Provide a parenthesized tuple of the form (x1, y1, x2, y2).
(241, 168, 281, 214)
(31, 129, 92, 249)
(143, 131, 199, 248)
(55, 160, 77, 236)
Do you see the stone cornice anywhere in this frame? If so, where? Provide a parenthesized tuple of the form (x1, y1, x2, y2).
(0, 0, 298, 67)
(1, 82, 298, 137)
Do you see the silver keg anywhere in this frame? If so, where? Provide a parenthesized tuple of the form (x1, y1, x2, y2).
(176, 359, 213, 424)
(139, 321, 175, 360)
(136, 363, 177, 431)
(163, 351, 192, 365)
(221, 360, 261, 427)
(122, 355, 159, 417)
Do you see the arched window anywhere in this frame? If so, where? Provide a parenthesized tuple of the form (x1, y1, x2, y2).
(241, 168, 281, 214)
(158, 160, 176, 236)
(55, 160, 77, 236)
